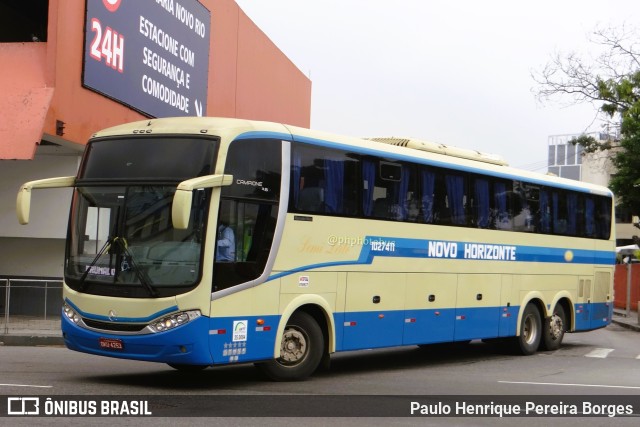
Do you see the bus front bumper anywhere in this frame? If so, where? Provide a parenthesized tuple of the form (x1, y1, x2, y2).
(61, 314, 214, 366)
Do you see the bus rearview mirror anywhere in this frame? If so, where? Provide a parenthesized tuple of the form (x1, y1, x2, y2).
(16, 176, 76, 225)
(172, 174, 233, 230)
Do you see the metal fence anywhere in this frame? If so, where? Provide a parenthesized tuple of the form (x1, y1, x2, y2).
(1, 278, 62, 335)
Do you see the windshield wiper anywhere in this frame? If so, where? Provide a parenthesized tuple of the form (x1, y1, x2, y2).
(77, 237, 159, 297)
(111, 237, 159, 298)
(78, 236, 115, 292)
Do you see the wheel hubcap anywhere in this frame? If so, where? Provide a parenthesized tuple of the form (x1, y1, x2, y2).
(279, 327, 308, 365)
(549, 313, 563, 340)
(523, 314, 537, 345)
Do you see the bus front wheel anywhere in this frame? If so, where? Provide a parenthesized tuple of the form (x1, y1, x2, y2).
(514, 304, 542, 355)
(256, 311, 324, 381)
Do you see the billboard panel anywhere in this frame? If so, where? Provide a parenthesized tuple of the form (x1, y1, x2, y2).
(83, 0, 210, 118)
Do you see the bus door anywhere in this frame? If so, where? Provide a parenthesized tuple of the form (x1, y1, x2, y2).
(341, 273, 405, 350)
(454, 274, 501, 341)
(209, 138, 284, 363)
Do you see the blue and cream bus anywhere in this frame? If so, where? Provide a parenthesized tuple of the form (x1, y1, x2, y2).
(17, 117, 615, 380)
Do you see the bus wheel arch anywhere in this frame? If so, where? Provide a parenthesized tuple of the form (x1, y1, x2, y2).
(257, 300, 333, 381)
(514, 299, 544, 355)
(256, 309, 325, 381)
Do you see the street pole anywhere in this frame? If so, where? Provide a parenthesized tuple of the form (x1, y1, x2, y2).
(627, 261, 632, 318)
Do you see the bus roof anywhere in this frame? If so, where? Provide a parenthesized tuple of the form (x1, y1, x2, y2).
(365, 137, 508, 166)
(89, 117, 613, 198)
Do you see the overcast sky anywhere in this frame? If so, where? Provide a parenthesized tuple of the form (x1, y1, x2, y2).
(235, 0, 639, 171)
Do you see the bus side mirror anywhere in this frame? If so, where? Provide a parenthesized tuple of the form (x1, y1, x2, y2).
(16, 176, 76, 225)
(172, 174, 233, 230)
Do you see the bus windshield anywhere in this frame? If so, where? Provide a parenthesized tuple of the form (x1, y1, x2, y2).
(64, 136, 218, 298)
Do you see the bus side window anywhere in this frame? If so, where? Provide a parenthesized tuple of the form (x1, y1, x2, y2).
(419, 168, 436, 224)
(494, 181, 510, 230)
(552, 191, 567, 235)
(292, 145, 359, 216)
(445, 173, 466, 226)
(297, 187, 324, 212)
(213, 200, 278, 291)
(472, 177, 490, 228)
(596, 197, 612, 239)
(584, 197, 596, 238)
(512, 182, 535, 232)
(565, 193, 579, 236)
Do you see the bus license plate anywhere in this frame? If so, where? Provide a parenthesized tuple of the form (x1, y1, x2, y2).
(99, 338, 124, 351)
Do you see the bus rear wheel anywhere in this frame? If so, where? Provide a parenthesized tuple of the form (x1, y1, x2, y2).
(256, 311, 324, 381)
(514, 304, 542, 355)
(540, 304, 566, 351)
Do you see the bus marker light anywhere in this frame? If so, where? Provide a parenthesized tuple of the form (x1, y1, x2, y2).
(209, 329, 226, 335)
(256, 319, 265, 325)
(256, 326, 271, 332)
(456, 315, 466, 320)
(378, 314, 385, 319)
(405, 318, 416, 323)
(434, 311, 440, 316)
(343, 321, 357, 327)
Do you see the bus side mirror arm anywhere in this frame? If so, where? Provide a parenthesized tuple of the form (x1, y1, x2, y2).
(16, 176, 76, 225)
(172, 174, 233, 229)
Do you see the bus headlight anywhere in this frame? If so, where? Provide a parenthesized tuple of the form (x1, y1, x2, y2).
(62, 303, 81, 324)
(148, 310, 201, 333)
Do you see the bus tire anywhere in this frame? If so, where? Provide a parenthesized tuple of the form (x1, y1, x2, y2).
(256, 311, 324, 381)
(514, 304, 542, 355)
(540, 304, 566, 351)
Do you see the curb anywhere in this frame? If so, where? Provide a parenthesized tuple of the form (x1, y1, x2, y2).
(0, 335, 64, 346)
(611, 318, 640, 332)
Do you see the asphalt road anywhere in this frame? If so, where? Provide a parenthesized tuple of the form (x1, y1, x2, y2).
(0, 323, 639, 426)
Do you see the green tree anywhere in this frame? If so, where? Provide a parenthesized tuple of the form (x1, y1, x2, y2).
(534, 26, 640, 212)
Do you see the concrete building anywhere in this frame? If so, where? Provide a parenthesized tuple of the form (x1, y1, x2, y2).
(547, 130, 634, 245)
(0, 0, 312, 281)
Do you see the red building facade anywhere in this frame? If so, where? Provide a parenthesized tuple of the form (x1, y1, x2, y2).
(0, 0, 311, 279)
(0, 0, 311, 159)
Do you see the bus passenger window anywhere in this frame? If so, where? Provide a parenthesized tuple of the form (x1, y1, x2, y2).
(297, 187, 324, 212)
(363, 160, 414, 221)
(473, 178, 490, 228)
(538, 189, 552, 234)
(420, 169, 436, 223)
(585, 197, 596, 237)
(512, 182, 535, 232)
(494, 182, 510, 230)
(291, 145, 359, 216)
(445, 174, 466, 225)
